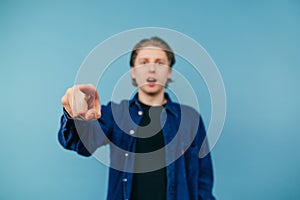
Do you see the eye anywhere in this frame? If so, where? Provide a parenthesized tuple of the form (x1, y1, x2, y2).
(157, 61, 163, 65)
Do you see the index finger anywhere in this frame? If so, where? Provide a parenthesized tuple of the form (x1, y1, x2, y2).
(78, 84, 97, 96)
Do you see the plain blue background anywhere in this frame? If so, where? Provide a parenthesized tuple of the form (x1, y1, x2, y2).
(1, 1, 299, 199)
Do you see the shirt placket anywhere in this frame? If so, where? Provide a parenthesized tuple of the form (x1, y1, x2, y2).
(122, 103, 144, 200)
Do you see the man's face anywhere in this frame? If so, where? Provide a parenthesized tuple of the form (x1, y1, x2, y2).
(131, 46, 172, 96)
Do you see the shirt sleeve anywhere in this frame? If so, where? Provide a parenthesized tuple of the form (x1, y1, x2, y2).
(196, 116, 216, 200)
(57, 102, 114, 156)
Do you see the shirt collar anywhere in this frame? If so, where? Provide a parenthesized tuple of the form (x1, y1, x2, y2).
(129, 92, 179, 118)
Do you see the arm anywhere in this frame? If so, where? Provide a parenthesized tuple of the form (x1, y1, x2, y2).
(197, 117, 216, 200)
(58, 84, 113, 156)
(58, 105, 113, 156)
(198, 147, 215, 199)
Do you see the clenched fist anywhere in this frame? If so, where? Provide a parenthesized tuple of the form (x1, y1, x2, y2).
(61, 84, 101, 120)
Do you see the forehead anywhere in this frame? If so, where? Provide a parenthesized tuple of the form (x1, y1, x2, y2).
(136, 46, 168, 59)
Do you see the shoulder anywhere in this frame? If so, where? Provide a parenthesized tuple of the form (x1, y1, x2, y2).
(101, 99, 130, 107)
(169, 100, 201, 119)
(181, 104, 200, 117)
(100, 99, 131, 114)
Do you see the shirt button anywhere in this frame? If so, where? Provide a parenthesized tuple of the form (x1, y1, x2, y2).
(129, 129, 135, 135)
(138, 111, 143, 116)
(125, 153, 129, 157)
(122, 178, 127, 182)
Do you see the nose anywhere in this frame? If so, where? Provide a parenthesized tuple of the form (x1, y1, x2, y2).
(148, 63, 156, 72)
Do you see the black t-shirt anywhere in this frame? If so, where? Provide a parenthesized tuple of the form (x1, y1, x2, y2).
(131, 102, 167, 200)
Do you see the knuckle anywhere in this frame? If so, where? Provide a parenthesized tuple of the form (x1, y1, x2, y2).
(61, 96, 65, 105)
(66, 88, 72, 94)
(88, 84, 95, 90)
(61, 95, 68, 105)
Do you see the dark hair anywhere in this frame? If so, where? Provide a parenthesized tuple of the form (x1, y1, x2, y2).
(129, 36, 176, 67)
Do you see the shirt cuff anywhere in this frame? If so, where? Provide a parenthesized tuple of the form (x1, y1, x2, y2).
(63, 107, 75, 121)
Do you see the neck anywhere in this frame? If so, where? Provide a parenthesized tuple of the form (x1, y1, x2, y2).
(138, 91, 166, 106)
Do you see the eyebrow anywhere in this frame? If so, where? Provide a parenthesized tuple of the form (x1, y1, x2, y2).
(137, 57, 168, 62)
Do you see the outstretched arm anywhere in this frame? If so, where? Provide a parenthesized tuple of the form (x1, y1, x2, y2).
(58, 84, 112, 156)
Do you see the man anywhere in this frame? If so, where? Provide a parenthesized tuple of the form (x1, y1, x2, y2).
(58, 37, 215, 200)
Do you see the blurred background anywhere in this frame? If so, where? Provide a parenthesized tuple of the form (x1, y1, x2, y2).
(0, 0, 299, 199)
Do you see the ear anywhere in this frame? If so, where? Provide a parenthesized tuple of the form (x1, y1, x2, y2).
(167, 67, 172, 80)
(130, 67, 136, 79)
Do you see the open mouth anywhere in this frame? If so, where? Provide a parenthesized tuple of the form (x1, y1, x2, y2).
(147, 77, 157, 83)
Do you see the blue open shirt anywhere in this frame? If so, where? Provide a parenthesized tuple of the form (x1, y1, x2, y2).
(58, 93, 215, 200)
